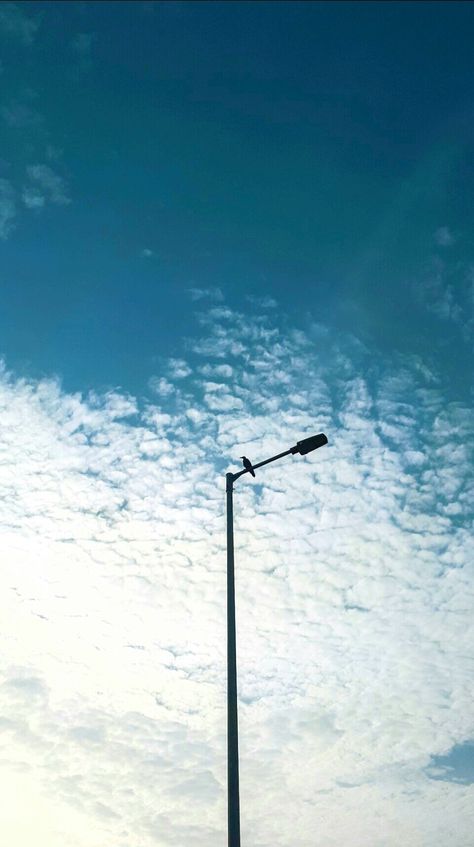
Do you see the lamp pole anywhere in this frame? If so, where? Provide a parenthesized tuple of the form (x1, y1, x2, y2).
(225, 433, 328, 847)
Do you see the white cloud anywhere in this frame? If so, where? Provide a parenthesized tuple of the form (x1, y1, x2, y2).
(140, 247, 154, 258)
(0, 308, 473, 846)
(187, 286, 224, 302)
(25, 164, 71, 206)
(0, 84, 69, 236)
(22, 185, 45, 209)
(416, 257, 474, 333)
(148, 376, 175, 396)
(168, 358, 192, 379)
(1, 164, 71, 237)
(199, 363, 233, 378)
(0, 178, 16, 239)
(246, 294, 278, 309)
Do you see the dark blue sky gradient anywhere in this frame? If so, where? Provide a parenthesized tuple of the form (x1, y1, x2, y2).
(1, 1, 473, 397)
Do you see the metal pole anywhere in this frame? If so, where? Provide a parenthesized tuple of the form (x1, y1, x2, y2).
(226, 472, 241, 847)
(224, 434, 326, 844)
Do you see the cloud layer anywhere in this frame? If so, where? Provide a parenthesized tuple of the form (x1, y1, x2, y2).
(0, 7, 71, 239)
(1, 307, 473, 846)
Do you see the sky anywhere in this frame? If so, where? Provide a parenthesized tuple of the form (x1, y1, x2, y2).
(0, 2, 473, 845)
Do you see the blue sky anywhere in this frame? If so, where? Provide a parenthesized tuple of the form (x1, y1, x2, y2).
(1, 1, 473, 398)
(1, 3, 473, 846)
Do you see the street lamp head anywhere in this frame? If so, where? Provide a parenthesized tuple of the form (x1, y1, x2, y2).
(292, 433, 328, 455)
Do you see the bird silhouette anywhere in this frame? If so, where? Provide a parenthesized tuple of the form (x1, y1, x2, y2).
(240, 456, 255, 477)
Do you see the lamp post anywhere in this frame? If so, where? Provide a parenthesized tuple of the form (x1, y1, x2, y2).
(226, 433, 328, 847)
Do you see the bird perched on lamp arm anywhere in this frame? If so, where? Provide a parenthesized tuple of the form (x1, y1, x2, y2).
(240, 456, 255, 477)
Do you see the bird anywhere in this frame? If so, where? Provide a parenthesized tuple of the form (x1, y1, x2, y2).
(240, 456, 255, 477)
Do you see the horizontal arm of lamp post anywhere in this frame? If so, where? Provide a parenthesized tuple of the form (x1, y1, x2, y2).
(231, 432, 328, 482)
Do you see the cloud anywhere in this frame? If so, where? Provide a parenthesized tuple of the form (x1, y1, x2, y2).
(187, 286, 224, 303)
(0, 2, 40, 45)
(0, 178, 16, 239)
(168, 358, 192, 379)
(434, 226, 455, 247)
(0, 89, 68, 234)
(199, 364, 234, 378)
(0, 165, 70, 237)
(246, 294, 278, 309)
(1, 102, 43, 128)
(140, 247, 154, 258)
(45, 144, 63, 161)
(0, 307, 473, 846)
(148, 376, 175, 397)
(415, 256, 474, 339)
(24, 164, 71, 207)
(70, 32, 95, 73)
(22, 185, 45, 209)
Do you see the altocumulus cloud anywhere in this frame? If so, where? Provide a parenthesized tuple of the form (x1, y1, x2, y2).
(0, 9, 70, 239)
(0, 177, 16, 239)
(0, 305, 473, 847)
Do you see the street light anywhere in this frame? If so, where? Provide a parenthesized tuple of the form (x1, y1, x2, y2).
(225, 432, 328, 847)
